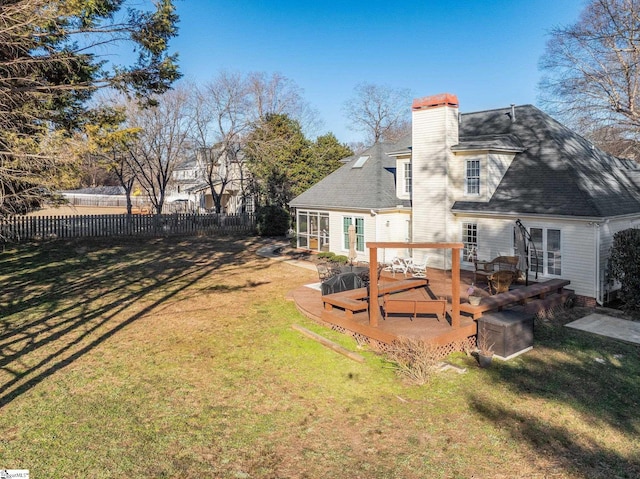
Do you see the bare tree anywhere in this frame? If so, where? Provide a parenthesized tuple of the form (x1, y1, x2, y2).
(191, 71, 320, 212)
(246, 72, 321, 133)
(126, 87, 193, 214)
(112, 151, 139, 215)
(191, 73, 252, 213)
(539, 0, 640, 155)
(343, 82, 413, 144)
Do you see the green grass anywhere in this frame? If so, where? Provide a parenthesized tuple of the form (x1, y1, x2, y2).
(0, 237, 638, 478)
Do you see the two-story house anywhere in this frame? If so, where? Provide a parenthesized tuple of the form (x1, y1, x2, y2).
(168, 147, 254, 214)
(289, 93, 640, 305)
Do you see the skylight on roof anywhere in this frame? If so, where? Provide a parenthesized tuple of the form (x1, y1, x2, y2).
(352, 155, 369, 168)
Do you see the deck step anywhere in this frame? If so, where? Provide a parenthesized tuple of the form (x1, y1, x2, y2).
(523, 289, 575, 315)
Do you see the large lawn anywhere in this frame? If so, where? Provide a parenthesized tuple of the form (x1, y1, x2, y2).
(0, 237, 638, 478)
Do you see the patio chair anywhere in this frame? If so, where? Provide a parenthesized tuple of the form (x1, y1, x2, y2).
(386, 257, 409, 277)
(410, 258, 428, 278)
(487, 270, 516, 294)
(475, 255, 520, 282)
(316, 262, 339, 282)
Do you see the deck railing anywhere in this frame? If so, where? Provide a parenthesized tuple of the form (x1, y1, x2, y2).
(1, 212, 255, 243)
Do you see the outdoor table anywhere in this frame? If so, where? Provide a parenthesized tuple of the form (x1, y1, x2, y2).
(321, 272, 365, 295)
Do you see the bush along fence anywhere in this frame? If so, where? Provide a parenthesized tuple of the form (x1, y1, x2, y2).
(0, 213, 256, 243)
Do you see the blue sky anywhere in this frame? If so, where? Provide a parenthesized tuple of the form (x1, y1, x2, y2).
(170, 0, 586, 144)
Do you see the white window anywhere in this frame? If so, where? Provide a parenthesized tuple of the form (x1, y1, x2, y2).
(343, 216, 364, 252)
(242, 195, 254, 214)
(462, 222, 477, 262)
(465, 159, 480, 195)
(530, 227, 562, 276)
(403, 162, 412, 195)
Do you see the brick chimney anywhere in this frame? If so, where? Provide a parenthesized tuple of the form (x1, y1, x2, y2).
(411, 93, 459, 111)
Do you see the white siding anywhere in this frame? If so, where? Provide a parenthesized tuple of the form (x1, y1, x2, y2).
(450, 152, 485, 202)
(411, 103, 459, 268)
(379, 212, 413, 260)
(487, 153, 514, 197)
(450, 151, 515, 202)
(458, 217, 516, 264)
(321, 209, 410, 263)
(525, 218, 594, 299)
(532, 219, 596, 300)
(456, 215, 598, 299)
(329, 212, 353, 258)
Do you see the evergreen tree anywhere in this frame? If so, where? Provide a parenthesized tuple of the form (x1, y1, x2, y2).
(245, 115, 351, 208)
(245, 113, 310, 208)
(0, 0, 180, 215)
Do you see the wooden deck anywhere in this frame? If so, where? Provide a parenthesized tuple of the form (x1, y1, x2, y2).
(290, 269, 480, 349)
(322, 278, 428, 318)
(459, 278, 572, 319)
(290, 267, 573, 352)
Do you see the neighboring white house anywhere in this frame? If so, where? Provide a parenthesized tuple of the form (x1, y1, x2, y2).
(168, 147, 254, 214)
(289, 93, 640, 305)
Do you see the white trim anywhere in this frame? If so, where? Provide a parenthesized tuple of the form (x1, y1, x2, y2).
(451, 210, 617, 223)
(341, 215, 365, 253)
(529, 225, 563, 278)
(461, 221, 478, 265)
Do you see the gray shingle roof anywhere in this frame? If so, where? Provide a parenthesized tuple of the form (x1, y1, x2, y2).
(452, 105, 640, 217)
(289, 140, 410, 210)
(290, 104, 640, 218)
(451, 133, 524, 153)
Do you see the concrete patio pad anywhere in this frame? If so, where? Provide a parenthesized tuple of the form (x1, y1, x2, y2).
(566, 313, 640, 345)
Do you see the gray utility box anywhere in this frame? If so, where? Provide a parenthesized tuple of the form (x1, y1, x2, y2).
(478, 310, 534, 360)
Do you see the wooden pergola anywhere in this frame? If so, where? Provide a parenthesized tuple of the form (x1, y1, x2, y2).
(367, 242, 463, 328)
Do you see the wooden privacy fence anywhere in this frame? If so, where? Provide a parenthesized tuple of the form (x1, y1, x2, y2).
(0, 213, 255, 243)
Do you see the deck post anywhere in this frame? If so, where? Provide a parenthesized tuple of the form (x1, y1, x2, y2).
(369, 246, 379, 327)
(451, 247, 460, 328)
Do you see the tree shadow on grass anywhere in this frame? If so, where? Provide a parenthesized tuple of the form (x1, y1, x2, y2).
(467, 319, 640, 478)
(469, 397, 640, 478)
(0, 236, 270, 408)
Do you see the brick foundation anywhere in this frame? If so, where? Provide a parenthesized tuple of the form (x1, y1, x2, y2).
(574, 295, 597, 307)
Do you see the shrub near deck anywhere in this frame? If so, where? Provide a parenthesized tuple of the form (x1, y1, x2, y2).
(0, 238, 638, 478)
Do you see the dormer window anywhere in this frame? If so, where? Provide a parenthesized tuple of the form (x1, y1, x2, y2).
(403, 162, 412, 195)
(394, 158, 412, 200)
(465, 159, 480, 195)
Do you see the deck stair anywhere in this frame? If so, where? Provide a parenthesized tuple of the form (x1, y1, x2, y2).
(322, 295, 368, 318)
